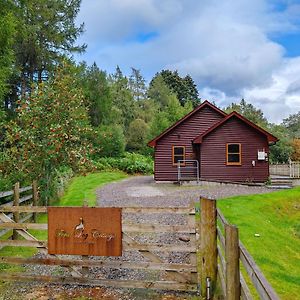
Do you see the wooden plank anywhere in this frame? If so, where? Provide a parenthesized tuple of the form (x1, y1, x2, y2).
(123, 242, 196, 253)
(12, 182, 20, 240)
(217, 245, 225, 276)
(0, 228, 11, 239)
(0, 240, 46, 248)
(217, 264, 226, 298)
(0, 206, 47, 213)
(32, 180, 38, 223)
(216, 208, 229, 228)
(200, 198, 217, 297)
(217, 226, 225, 250)
(239, 242, 279, 300)
(0, 190, 14, 199)
(0, 256, 197, 272)
(19, 186, 33, 193)
(122, 233, 190, 283)
(0, 223, 47, 230)
(123, 207, 194, 214)
(0, 213, 43, 242)
(0, 273, 198, 292)
(123, 224, 195, 233)
(240, 272, 253, 300)
(19, 195, 33, 204)
(225, 224, 240, 300)
(0, 212, 81, 277)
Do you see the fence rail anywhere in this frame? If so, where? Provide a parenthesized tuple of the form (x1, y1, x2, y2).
(0, 181, 38, 241)
(0, 201, 198, 293)
(270, 160, 300, 178)
(216, 208, 279, 300)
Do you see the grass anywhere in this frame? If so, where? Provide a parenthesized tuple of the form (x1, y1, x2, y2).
(217, 187, 300, 300)
(59, 171, 127, 206)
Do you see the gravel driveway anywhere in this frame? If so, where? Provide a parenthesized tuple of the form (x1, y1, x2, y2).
(97, 175, 272, 207)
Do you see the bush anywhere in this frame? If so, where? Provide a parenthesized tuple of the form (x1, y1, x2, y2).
(39, 166, 74, 205)
(91, 125, 125, 158)
(93, 152, 153, 174)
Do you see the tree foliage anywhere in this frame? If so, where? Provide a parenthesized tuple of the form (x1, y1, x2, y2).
(127, 119, 149, 152)
(5, 0, 85, 113)
(150, 70, 200, 107)
(291, 139, 300, 161)
(0, 1, 15, 103)
(224, 99, 268, 129)
(92, 125, 125, 158)
(80, 63, 113, 126)
(283, 112, 300, 139)
(109, 66, 137, 129)
(2, 63, 92, 184)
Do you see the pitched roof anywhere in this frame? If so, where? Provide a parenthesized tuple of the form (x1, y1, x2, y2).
(193, 111, 278, 144)
(147, 100, 227, 147)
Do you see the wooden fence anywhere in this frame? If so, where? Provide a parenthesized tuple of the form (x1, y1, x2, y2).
(0, 201, 198, 292)
(270, 160, 300, 178)
(0, 189, 280, 298)
(0, 181, 38, 243)
(215, 206, 279, 300)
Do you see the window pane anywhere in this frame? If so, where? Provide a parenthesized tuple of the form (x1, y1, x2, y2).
(174, 155, 184, 163)
(174, 147, 184, 155)
(228, 144, 240, 153)
(228, 154, 240, 163)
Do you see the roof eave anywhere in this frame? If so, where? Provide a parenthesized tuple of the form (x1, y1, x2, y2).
(147, 100, 227, 148)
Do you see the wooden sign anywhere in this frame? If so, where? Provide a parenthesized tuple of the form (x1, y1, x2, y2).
(48, 207, 122, 256)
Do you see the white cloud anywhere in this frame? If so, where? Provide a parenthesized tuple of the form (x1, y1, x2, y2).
(76, 0, 300, 123)
(243, 57, 300, 123)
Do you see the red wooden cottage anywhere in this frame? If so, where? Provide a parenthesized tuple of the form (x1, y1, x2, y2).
(148, 100, 278, 183)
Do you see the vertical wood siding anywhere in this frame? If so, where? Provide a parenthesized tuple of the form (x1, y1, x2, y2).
(200, 117, 269, 183)
(154, 106, 224, 181)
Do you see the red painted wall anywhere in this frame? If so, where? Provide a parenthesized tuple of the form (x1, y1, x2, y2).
(154, 106, 224, 181)
(200, 117, 269, 182)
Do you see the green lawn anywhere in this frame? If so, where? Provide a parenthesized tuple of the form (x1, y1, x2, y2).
(59, 171, 127, 206)
(218, 187, 300, 300)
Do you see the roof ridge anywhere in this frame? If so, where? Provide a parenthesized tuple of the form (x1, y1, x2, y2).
(148, 100, 227, 147)
(193, 110, 278, 144)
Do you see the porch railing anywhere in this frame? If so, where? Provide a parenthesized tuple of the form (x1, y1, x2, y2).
(177, 160, 199, 182)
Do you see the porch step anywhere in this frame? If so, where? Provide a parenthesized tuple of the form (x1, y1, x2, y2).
(268, 176, 293, 189)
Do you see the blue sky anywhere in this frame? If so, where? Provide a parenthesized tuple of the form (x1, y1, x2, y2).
(75, 0, 300, 123)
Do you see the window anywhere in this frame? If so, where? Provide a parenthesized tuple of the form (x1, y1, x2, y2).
(226, 143, 241, 165)
(172, 146, 185, 165)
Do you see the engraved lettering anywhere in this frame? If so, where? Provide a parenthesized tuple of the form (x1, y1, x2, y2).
(55, 229, 70, 238)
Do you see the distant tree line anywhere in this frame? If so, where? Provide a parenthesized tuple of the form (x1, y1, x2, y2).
(0, 0, 299, 200)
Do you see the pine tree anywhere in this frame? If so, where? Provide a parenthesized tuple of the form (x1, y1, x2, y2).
(129, 68, 147, 101)
(7, 0, 86, 113)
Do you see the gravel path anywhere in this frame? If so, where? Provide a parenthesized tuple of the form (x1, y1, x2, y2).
(97, 175, 272, 207)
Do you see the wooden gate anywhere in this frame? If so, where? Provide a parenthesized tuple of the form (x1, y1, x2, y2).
(0, 202, 198, 293)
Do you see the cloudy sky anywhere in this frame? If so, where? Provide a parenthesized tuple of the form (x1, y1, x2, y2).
(75, 0, 300, 123)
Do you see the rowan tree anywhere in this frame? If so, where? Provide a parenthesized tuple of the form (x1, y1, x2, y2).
(2, 63, 93, 196)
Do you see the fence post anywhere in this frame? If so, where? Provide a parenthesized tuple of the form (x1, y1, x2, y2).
(225, 224, 240, 300)
(12, 182, 20, 240)
(32, 180, 38, 223)
(200, 197, 217, 299)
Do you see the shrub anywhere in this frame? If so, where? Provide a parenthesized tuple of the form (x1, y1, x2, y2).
(91, 125, 125, 158)
(93, 152, 153, 174)
(39, 166, 74, 205)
